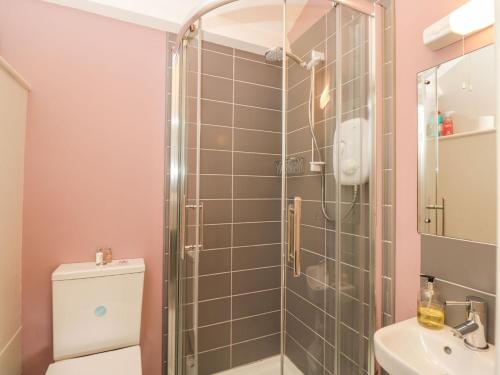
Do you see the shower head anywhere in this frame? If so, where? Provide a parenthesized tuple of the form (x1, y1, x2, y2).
(264, 47, 307, 68)
(264, 47, 282, 62)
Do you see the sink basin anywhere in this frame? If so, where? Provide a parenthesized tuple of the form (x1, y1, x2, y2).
(374, 318, 495, 375)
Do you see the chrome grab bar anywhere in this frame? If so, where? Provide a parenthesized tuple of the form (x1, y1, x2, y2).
(293, 197, 302, 277)
(287, 197, 302, 277)
(199, 202, 204, 250)
(287, 202, 294, 262)
(180, 194, 187, 260)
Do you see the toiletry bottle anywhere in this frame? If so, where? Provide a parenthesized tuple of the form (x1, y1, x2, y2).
(103, 247, 113, 265)
(417, 274, 445, 329)
(437, 111, 443, 136)
(437, 111, 443, 126)
(442, 112, 454, 136)
(96, 248, 104, 266)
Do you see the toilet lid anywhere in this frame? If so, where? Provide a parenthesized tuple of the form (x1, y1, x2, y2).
(46, 346, 142, 375)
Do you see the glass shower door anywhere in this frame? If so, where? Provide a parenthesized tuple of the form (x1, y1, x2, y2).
(283, 3, 375, 375)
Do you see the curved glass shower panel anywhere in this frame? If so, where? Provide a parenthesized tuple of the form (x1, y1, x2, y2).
(336, 6, 374, 375)
(168, 1, 376, 375)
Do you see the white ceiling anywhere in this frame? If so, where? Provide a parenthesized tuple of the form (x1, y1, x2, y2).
(45, 0, 312, 53)
(86, 0, 205, 26)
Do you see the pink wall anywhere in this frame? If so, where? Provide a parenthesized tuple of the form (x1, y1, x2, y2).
(394, 0, 494, 321)
(0, 1, 166, 374)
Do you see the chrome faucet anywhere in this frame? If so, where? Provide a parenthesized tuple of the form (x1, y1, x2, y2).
(445, 296, 489, 351)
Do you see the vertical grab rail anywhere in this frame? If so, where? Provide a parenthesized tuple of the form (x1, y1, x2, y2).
(293, 197, 302, 277)
(287, 197, 302, 277)
(287, 202, 294, 262)
(185, 203, 204, 250)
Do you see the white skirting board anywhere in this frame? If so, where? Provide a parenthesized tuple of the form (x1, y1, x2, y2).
(215, 355, 303, 375)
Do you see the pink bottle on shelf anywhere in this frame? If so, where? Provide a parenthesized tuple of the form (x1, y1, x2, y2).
(442, 112, 454, 136)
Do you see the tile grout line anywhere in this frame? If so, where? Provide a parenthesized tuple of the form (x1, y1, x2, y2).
(188, 124, 282, 135)
(286, 332, 325, 369)
(188, 145, 282, 155)
(323, 13, 328, 375)
(187, 69, 282, 91)
(186, 96, 281, 113)
(184, 264, 282, 280)
(436, 277, 496, 298)
(186, 309, 281, 330)
(184, 286, 282, 306)
(194, 43, 282, 69)
(287, 309, 331, 343)
(196, 332, 281, 356)
(230, 45, 235, 369)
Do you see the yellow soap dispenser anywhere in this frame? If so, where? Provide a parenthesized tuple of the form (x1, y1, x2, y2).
(417, 274, 445, 329)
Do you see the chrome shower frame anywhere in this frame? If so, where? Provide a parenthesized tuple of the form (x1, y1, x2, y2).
(172, 0, 376, 54)
(168, 1, 383, 374)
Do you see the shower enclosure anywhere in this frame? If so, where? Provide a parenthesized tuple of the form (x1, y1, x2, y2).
(167, 1, 377, 374)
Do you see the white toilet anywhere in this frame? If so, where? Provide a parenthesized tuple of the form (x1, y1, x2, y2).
(45, 258, 145, 374)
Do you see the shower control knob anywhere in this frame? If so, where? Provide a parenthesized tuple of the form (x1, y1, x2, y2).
(342, 159, 358, 175)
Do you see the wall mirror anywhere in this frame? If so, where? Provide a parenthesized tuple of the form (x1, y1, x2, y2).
(417, 44, 496, 244)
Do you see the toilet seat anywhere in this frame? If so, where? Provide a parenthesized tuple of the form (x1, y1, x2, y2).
(45, 345, 142, 375)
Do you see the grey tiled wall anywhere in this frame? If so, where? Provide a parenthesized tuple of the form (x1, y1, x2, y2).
(421, 235, 496, 344)
(164, 34, 283, 374)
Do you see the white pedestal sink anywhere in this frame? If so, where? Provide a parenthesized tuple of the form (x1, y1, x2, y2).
(374, 318, 495, 375)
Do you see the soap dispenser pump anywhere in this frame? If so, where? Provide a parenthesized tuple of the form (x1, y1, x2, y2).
(417, 274, 445, 329)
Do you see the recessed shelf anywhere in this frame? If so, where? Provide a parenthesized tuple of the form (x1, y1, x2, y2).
(439, 128, 496, 141)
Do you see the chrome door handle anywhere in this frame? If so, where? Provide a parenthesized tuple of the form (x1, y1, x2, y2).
(293, 197, 302, 277)
(287, 202, 294, 262)
(199, 202, 204, 250)
(180, 194, 187, 260)
(185, 203, 204, 253)
(287, 197, 302, 277)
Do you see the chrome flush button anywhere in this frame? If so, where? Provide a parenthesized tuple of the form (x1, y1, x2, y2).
(95, 305, 107, 317)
